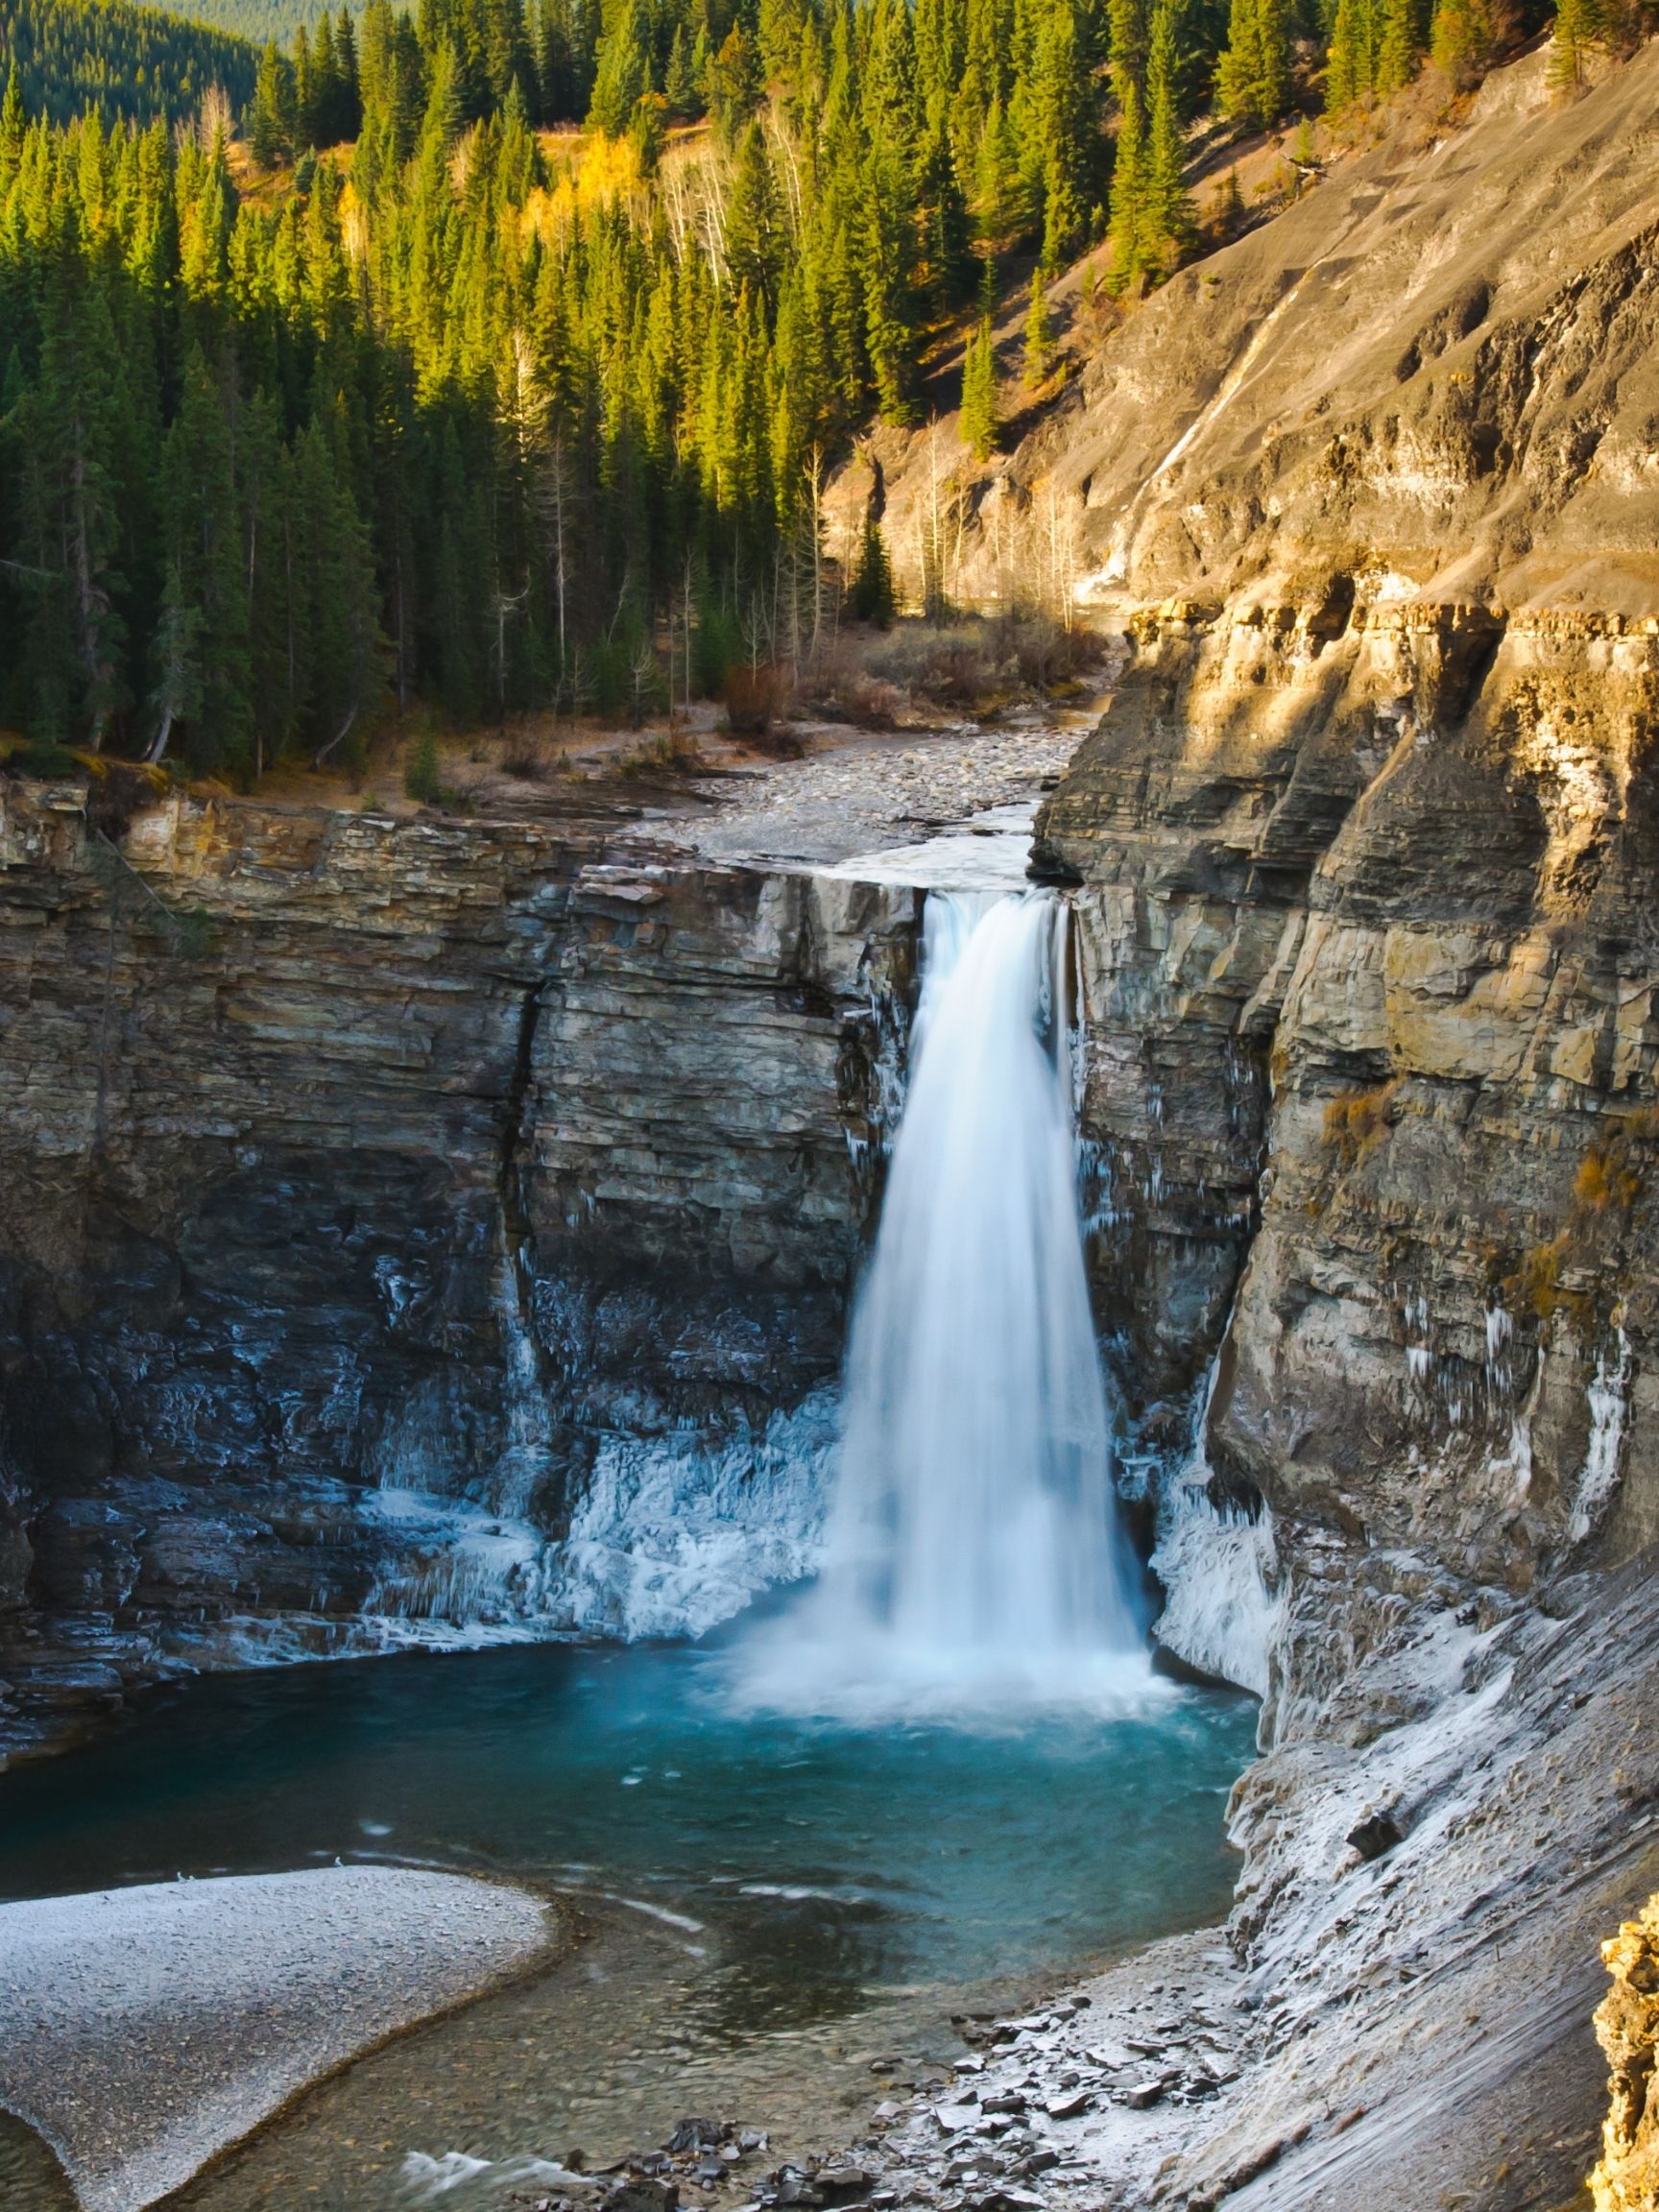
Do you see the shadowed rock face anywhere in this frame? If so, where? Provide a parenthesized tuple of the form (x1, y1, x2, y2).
(0, 788, 914, 1753)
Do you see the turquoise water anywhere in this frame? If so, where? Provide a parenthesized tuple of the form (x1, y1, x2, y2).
(0, 1633, 1254, 2028)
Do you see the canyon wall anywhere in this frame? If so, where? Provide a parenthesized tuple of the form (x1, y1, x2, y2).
(1004, 36, 1659, 2211)
(1016, 35, 1659, 1734)
(0, 783, 911, 1754)
(2, 33, 1658, 2210)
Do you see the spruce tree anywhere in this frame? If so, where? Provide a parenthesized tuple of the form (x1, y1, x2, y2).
(1375, 0, 1427, 94)
(727, 123, 783, 307)
(1326, 0, 1381, 114)
(1216, 0, 1290, 127)
(1109, 76, 1148, 286)
(1031, 0, 1092, 270)
(0, 70, 23, 179)
(1023, 267, 1053, 385)
(1144, 0, 1193, 278)
(972, 99, 1026, 254)
(850, 500, 897, 625)
(1108, 0, 1149, 287)
(1548, 0, 1602, 89)
(960, 316, 999, 460)
(250, 41, 293, 167)
(1429, 0, 1494, 80)
(589, 0, 651, 133)
(862, 129, 922, 424)
(663, 25, 699, 116)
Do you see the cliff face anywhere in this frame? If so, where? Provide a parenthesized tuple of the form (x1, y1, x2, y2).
(1018, 35, 1659, 1714)
(1004, 36, 1659, 2212)
(1591, 1890, 1659, 2212)
(2, 35, 1657, 2212)
(1044, 598, 1659, 1720)
(0, 783, 912, 1749)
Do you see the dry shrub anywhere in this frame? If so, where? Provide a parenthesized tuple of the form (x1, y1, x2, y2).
(865, 613, 1102, 707)
(502, 727, 562, 780)
(1575, 1111, 1659, 1213)
(722, 662, 791, 736)
(1517, 1237, 1567, 1322)
(865, 624, 998, 705)
(995, 609, 1102, 690)
(804, 613, 1104, 732)
(617, 726, 703, 778)
(806, 641, 907, 728)
(1322, 1082, 1400, 1169)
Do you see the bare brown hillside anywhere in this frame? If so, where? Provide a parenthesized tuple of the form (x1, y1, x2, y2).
(839, 37, 1659, 622)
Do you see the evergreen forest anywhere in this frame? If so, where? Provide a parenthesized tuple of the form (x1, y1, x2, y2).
(0, 0, 253, 125)
(0, 0, 1606, 777)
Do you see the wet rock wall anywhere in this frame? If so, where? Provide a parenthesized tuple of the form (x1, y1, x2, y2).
(0, 782, 913, 1753)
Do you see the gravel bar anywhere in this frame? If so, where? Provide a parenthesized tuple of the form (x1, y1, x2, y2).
(0, 1866, 557, 2211)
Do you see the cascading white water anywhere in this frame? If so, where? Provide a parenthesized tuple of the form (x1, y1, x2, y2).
(733, 888, 1151, 1719)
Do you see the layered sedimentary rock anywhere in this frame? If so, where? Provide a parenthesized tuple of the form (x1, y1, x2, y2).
(995, 36, 1659, 2212)
(0, 782, 912, 1752)
(1590, 1890, 1659, 2212)
(3, 30, 1658, 2212)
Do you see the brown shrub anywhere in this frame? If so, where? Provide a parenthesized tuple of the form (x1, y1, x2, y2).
(994, 609, 1103, 690)
(1322, 1082, 1400, 1169)
(1575, 1113, 1659, 1212)
(865, 624, 998, 704)
(722, 662, 791, 736)
(617, 727, 703, 778)
(502, 727, 561, 780)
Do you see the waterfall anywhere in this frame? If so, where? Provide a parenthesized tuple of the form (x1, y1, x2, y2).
(732, 889, 1150, 1719)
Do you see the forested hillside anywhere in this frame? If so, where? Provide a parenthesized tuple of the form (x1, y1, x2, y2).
(0, 0, 253, 123)
(0, 0, 1625, 775)
(141, 0, 321, 46)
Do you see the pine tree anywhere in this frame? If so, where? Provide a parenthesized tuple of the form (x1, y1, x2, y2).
(1143, 0, 1193, 278)
(708, 24, 762, 139)
(1375, 0, 1427, 94)
(0, 70, 23, 179)
(250, 42, 293, 167)
(14, 264, 130, 745)
(589, 0, 651, 133)
(850, 497, 897, 624)
(1548, 0, 1602, 89)
(1031, 0, 1093, 270)
(960, 316, 999, 459)
(1326, 0, 1382, 115)
(156, 349, 252, 774)
(1023, 266, 1053, 385)
(726, 123, 783, 307)
(862, 129, 922, 424)
(293, 22, 316, 146)
(1216, 0, 1291, 127)
(1429, 0, 1494, 80)
(1108, 0, 1150, 287)
(916, 110, 974, 313)
(663, 25, 699, 116)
